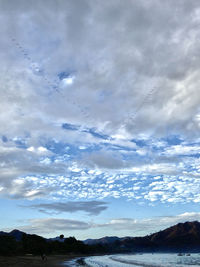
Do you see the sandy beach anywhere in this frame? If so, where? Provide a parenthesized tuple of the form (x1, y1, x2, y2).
(0, 254, 79, 267)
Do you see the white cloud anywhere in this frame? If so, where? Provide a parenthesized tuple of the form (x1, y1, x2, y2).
(61, 75, 75, 86)
(98, 212, 200, 236)
(0, 0, 200, 207)
(8, 212, 200, 237)
(164, 144, 200, 156)
(27, 146, 50, 154)
(1, 0, 200, 140)
(15, 218, 91, 235)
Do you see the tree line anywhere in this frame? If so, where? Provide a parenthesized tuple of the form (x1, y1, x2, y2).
(0, 234, 106, 256)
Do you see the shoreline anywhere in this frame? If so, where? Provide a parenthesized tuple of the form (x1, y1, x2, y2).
(0, 254, 89, 267)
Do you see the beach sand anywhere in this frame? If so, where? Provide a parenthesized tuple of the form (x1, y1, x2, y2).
(0, 254, 78, 266)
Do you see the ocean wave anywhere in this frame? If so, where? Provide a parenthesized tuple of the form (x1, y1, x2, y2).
(66, 253, 200, 267)
(110, 255, 163, 267)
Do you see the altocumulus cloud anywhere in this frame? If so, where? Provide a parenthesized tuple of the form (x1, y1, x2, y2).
(0, 0, 200, 207)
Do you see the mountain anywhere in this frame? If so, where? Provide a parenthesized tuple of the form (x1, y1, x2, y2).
(2, 221, 200, 253)
(148, 221, 200, 248)
(0, 229, 25, 241)
(0, 231, 7, 236)
(9, 229, 25, 241)
(47, 236, 65, 243)
(84, 221, 200, 252)
(84, 236, 121, 245)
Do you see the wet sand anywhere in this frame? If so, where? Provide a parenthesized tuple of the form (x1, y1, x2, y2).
(0, 254, 79, 267)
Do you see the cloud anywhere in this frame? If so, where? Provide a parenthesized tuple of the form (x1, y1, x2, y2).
(83, 150, 126, 169)
(16, 218, 91, 235)
(23, 200, 108, 215)
(98, 212, 200, 236)
(1, 0, 200, 140)
(7, 212, 200, 237)
(163, 144, 200, 156)
(1, 137, 200, 203)
(0, 0, 200, 206)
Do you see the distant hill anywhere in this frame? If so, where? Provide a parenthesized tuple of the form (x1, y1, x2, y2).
(2, 221, 200, 254)
(47, 236, 65, 243)
(0, 230, 101, 256)
(148, 221, 200, 248)
(84, 221, 200, 252)
(0, 229, 25, 241)
(84, 236, 121, 245)
(9, 229, 26, 241)
(0, 229, 65, 243)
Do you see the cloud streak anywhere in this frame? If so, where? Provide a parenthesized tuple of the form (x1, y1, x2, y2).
(9, 212, 200, 237)
(97, 212, 200, 236)
(16, 218, 91, 235)
(24, 201, 108, 215)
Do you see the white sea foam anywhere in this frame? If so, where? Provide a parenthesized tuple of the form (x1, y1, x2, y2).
(65, 253, 200, 267)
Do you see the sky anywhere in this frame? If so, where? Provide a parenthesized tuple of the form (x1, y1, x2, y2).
(1, 0, 200, 240)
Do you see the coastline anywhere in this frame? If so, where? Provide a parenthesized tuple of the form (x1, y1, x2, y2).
(0, 254, 86, 267)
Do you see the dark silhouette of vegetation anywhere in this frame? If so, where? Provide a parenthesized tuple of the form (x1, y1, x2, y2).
(1, 221, 200, 256)
(0, 235, 18, 255)
(0, 232, 106, 256)
(60, 234, 64, 239)
(22, 233, 48, 255)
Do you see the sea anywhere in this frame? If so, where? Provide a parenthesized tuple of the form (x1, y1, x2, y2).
(64, 253, 200, 266)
